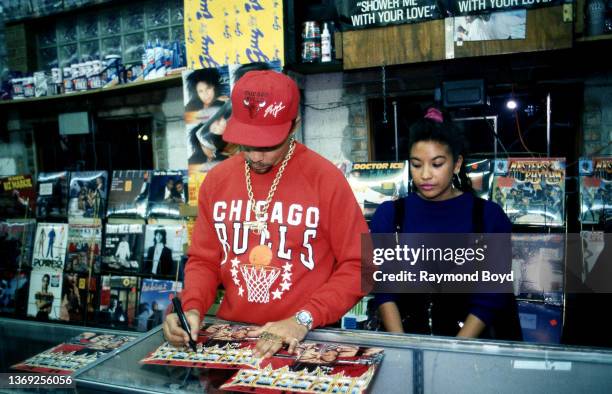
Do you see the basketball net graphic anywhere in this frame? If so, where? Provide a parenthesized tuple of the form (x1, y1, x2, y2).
(240, 264, 281, 303)
(230, 245, 293, 304)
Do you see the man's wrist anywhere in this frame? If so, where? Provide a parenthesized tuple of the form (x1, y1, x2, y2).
(294, 309, 314, 331)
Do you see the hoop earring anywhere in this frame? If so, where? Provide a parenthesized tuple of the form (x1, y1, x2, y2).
(453, 173, 461, 189)
(409, 179, 414, 192)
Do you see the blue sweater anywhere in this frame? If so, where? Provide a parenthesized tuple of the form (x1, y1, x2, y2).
(370, 192, 512, 329)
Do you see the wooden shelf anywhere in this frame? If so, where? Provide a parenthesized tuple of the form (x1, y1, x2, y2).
(575, 34, 612, 42)
(0, 73, 183, 106)
(285, 61, 343, 75)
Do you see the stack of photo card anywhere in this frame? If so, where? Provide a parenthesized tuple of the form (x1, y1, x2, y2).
(66, 224, 102, 274)
(579, 157, 611, 225)
(68, 171, 108, 223)
(106, 170, 151, 220)
(11, 332, 136, 374)
(146, 170, 188, 218)
(0, 219, 36, 272)
(102, 224, 144, 273)
(511, 233, 565, 306)
(36, 172, 69, 220)
(464, 158, 492, 200)
(98, 275, 140, 328)
(0, 174, 36, 219)
(137, 279, 181, 332)
(347, 161, 409, 220)
(142, 224, 187, 277)
(492, 158, 566, 226)
(141, 323, 384, 394)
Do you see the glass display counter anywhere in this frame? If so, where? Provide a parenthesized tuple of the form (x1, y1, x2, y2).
(0, 317, 137, 374)
(74, 322, 612, 394)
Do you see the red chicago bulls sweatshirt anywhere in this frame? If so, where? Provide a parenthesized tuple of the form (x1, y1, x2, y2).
(182, 142, 369, 328)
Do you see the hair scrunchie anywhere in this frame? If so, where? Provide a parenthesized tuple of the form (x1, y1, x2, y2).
(424, 107, 444, 123)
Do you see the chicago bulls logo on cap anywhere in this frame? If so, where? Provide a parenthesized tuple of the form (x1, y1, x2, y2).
(223, 70, 300, 147)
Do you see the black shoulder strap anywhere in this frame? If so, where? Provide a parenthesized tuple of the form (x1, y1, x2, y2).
(394, 197, 405, 234)
(472, 197, 485, 233)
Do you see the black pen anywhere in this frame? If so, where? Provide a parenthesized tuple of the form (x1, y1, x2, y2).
(172, 297, 198, 352)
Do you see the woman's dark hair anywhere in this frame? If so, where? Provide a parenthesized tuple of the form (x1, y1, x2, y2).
(408, 108, 474, 194)
(42, 274, 50, 283)
(185, 68, 222, 109)
(153, 228, 167, 245)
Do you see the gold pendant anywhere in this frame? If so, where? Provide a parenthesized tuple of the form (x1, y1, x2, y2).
(244, 220, 267, 235)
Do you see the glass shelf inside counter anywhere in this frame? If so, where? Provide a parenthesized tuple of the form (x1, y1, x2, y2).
(74, 324, 612, 394)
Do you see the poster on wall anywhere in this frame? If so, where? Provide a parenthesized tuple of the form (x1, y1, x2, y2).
(454, 9, 526, 42)
(184, 0, 284, 69)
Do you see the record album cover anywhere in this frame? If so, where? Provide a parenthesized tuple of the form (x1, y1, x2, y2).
(347, 162, 409, 220)
(68, 171, 108, 223)
(31, 223, 68, 271)
(66, 224, 102, 274)
(98, 275, 140, 328)
(0, 219, 36, 271)
(58, 272, 98, 323)
(0, 269, 30, 315)
(36, 172, 69, 220)
(147, 170, 188, 218)
(0, 174, 36, 218)
(579, 157, 611, 225)
(142, 224, 187, 276)
(137, 279, 181, 332)
(102, 224, 144, 272)
(27, 269, 63, 320)
(492, 158, 566, 226)
(106, 170, 151, 219)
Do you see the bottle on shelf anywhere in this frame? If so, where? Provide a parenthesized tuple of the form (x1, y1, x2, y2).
(321, 22, 332, 63)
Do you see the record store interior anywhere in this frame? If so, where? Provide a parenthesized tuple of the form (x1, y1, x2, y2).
(0, 1, 612, 393)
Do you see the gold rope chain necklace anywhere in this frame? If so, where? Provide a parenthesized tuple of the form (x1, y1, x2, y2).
(243, 138, 297, 235)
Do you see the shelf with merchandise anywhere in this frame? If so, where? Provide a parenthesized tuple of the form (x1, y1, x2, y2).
(0, 73, 184, 106)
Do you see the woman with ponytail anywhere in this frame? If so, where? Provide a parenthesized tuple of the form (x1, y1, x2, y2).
(370, 107, 522, 340)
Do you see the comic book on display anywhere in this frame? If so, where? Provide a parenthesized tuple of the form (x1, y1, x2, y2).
(491, 158, 566, 226)
(0, 269, 29, 315)
(66, 224, 101, 274)
(511, 233, 564, 306)
(147, 170, 188, 218)
(31, 223, 68, 272)
(58, 273, 98, 323)
(0, 175, 36, 218)
(0, 219, 36, 271)
(142, 223, 187, 277)
(11, 332, 136, 374)
(141, 323, 384, 394)
(579, 157, 612, 224)
(98, 275, 140, 328)
(36, 172, 69, 220)
(68, 171, 108, 223)
(137, 279, 181, 332)
(106, 170, 151, 219)
(347, 161, 409, 220)
(464, 158, 492, 200)
(26, 269, 63, 320)
(102, 223, 144, 273)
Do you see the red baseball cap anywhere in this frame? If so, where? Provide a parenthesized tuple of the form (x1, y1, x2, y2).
(223, 70, 300, 147)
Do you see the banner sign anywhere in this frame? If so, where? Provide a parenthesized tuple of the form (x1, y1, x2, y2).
(337, 0, 568, 30)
